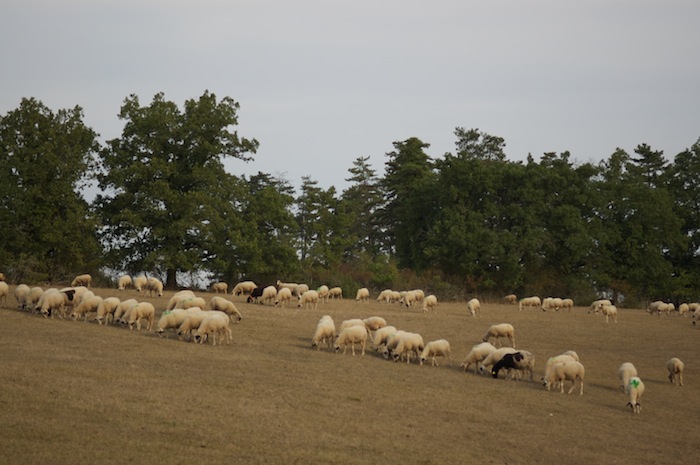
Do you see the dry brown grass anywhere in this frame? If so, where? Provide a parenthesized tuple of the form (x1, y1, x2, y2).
(0, 286, 698, 465)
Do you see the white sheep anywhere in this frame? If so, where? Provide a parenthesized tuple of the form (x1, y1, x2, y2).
(123, 302, 155, 331)
(26, 286, 44, 312)
(617, 362, 638, 392)
(166, 290, 195, 310)
(600, 304, 618, 323)
(316, 285, 330, 302)
(372, 325, 398, 351)
(422, 294, 438, 312)
(340, 318, 366, 332)
(13, 284, 30, 311)
(411, 289, 425, 304)
(297, 290, 319, 310)
(460, 342, 497, 373)
(276, 280, 298, 292)
(311, 315, 336, 351)
(542, 353, 579, 389)
(177, 310, 223, 340)
(231, 281, 257, 297)
(193, 312, 232, 345)
(328, 287, 343, 299)
(155, 307, 202, 336)
(117, 275, 132, 291)
(518, 296, 541, 311)
(482, 323, 515, 347)
(561, 298, 574, 312)
(467, 298, 480, 317)
(390, 332, 425, 364)
(0, 281, 9, 308)
(177, 296, 207, 310)
(400, 290, 417, 308)
(39, 289, 70, 318)
(503, 294, 517, 305)
(95, 297, 121, 325)
(293, 284, 310, 297)
(71, 294, 103, 322)
(362, 316, 387, 332)
(133, 275, 148, 293)
(334, 325, 368, 355)
(389, 291, 402, 303)
(542, 361, 585, 395)
(420, 339, 451, 366)
(260, 285, 278, 305)
(355, 287, 370, 303)
(71, 273, 92, 288)
(208, 296, 242, 322)
(626, 376, 645, 414)
(377, 289, 393, 303)
(274, 287, 294, 307)
(667, 357, 684, 386)
(210, 282, 228, 294)
(113, 298, 138, 324)
(144, 277, 164, 297)
(589, 299, 612, 313)
(561, 350, 580, 362)
(382, 330, 409, 359)
(678, 303, 689, 316)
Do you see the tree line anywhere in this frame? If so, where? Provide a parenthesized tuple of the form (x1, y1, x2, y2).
(2, 92, 699, 306)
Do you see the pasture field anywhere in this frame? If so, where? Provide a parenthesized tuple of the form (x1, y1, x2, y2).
(0, 286, 698, 465)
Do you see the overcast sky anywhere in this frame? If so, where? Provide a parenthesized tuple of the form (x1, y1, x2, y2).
(3, 0, 699, 193)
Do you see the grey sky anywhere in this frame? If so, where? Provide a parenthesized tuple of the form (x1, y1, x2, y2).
(3, 0, 699, 193)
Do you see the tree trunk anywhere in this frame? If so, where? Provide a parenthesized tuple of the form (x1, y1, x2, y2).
(166, 268, 178, 290)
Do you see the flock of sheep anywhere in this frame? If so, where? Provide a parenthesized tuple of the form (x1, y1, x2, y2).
(0, 273, 693, 414)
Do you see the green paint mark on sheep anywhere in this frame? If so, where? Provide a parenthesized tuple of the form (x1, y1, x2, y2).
(163, 310, 171, 315)
(630, 379, 640, 388)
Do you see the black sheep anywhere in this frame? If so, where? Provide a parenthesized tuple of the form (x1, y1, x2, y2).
(491, 352, 524, 379)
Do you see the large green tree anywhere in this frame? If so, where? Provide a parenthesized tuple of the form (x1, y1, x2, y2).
(0, 97, 101, 282)
(94, 91, 258, 289)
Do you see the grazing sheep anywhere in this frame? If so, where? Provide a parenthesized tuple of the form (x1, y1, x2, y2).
(274, 287, 294, 308)
(482, 323, 515, 347)
(123, 302, 155, 331)
(117, 275, 132, 291)
(589, 299, 611, 313)
(328, 287, 343, 299)
(561, 298, 575, 312)
(293, 284, 310, 297)
(362, 316, 387, 332)
(276, 280, 298, 292)
(617, 362, 638, 392)
(177, 311, 224, 340)
(518, 296, 541, 311)
(561, 350, 580, 362)
(355, 287, 370, 303)
(389, 291, 402, 303)
(177, 296, 207, 311)
(382, 330, 409, 359)
(667, 358, 685, 386)
(113, 299, 138, 324)
(71, 274, 92, 288)
(297, 290, 319, 310)
(460, 342, 497, 374)
(208, 296, 242, 322)
(391, 332, 425, 364)
(232, 281, 257, 297)
(334, 325, 368, 356)
(542, 297, 563, 312)
(13, 284, 30, 311)
(261, 285, 278, 305)
(71, 294, 103, 322)
(372, 325, 398, 351)
(340, 318, 366, 332)
(316, 285, 330, 302)
(133, 275, 148, 293)
(0, 281, 9, 308)
(542, 353, 579, 389)
(25, 286, 44, 312)
(626, 377, 645, 414)
(467, 298, 480, 317)
(210, 282, 228, 294)
(165, 290, 195, 310)
(678, 303, 689, 317)
(504, 294, 517, 305)
(400, 290, 418, 308)
(377, 289, 394, 303)
(193, 312, 232, 345)
(542, 361, 585, 395)
(600, 304, 618, 323)
(155, 308, 202, 336)
(246, 286, 265, 303)
(411, 289, 425, 305)
(420, 339, 451, 366)
(422, 294, 438, 312)
(311, 315, 336, 351)
(95, 297, 121, 325)
(39, 289, 73, 318)
(144, 277, 164, 297)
